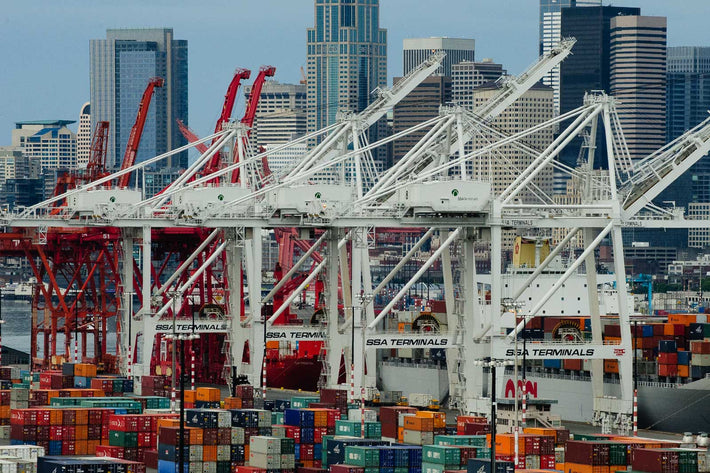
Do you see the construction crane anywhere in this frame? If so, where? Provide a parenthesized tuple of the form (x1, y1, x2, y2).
(117, 77, 164, 188)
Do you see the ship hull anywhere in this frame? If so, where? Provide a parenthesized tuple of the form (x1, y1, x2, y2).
(266, 357, 321, 392)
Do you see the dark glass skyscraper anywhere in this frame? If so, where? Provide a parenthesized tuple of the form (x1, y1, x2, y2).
(539, 0, 601, 116)
(558, 6, 640, 168)
(90, 28, 188, 170)
(306, 0, 387, 166)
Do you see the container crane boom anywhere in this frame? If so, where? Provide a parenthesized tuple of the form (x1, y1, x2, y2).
(176, 119, 208, 155)
(117, 77, 164, 188)
(85, 121, 110, 183)
(231, 65, 276, 184)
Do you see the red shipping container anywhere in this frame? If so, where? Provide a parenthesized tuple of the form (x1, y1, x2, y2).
(96, 445, 125, 459)
(62, 441, 76, 456)
(541, 454, 556, 469)
(314, 427, 328, 444)
(463, 422, 490, 435)
(632, 448, 680, 473)
(300, 443, 315, 460)
(144, 449, 159, 470)
(379, 406, 416, 425)
(285, 425, 301, 443)
(329, 466, 365, 473)
(296, 468, 327, 473)
(563, 359, 583, 370)
(691, 341, 710, 354)
(657, 364, 678, 377)
(565, 440, 610, 465)
(658, 353, 678, 365)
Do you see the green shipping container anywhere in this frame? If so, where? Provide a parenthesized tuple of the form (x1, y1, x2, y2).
(422, 461, 447, 473)
(336, 420, 361, 437)
(109, 430, 138, 447)
(364, 422, 381, 439)
(280, 438, 295, 455)
(345, 446, 380, 467)
(423, 445, 460, 466)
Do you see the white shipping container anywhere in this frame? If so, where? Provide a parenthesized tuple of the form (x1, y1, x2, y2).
(189, 445, 203, 462)
(555, 447, 565, 464)
(280, 454, 295, 469)
(217, 445, 231, 462)
(347, 409, 377, 423)
(249, 436, 281, 454)
(9, 402, 28, 410)
(249, 452, 281, 469)
(697, 315, 708, 323)
(691, 354, 710, 366)
(403, 429, 434, 445)
(0, 427, 9, 441)
(217, 411, 231, 428)
(409, 393, 433, 407)
(202, 461, 217, 473)
(189, 462, 202, 472)
(231, 427, 245, 445)
(9, 390, 28, 402)
(0, 447, 44, 461)
(526, 455, 541, 469)
(0, 459, 18, 473)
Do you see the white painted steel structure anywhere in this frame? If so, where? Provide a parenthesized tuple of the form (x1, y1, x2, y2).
(5, 40, 710, 431)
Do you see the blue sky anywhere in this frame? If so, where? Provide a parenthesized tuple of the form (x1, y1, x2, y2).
(0, 0, 707, 147)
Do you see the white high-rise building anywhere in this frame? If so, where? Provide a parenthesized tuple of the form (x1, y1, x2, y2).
(12, 120, 77, 171)
(403, 37, 475, 76)
(76, 102, 91, 169)
(451, 59, 506, 110)
(471, 83, 555, 199)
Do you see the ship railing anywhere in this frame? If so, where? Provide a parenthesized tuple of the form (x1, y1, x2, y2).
(637, 380, 685, 389)
(519, 339, 622, 346)
(380, 360, 445, 369)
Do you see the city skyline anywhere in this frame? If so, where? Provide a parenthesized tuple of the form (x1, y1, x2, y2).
(0, 0, 707, 150)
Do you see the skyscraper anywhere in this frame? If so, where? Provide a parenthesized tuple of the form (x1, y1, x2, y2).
(306, 0, 387, 164)
(610, 15, 667, 162)
(90, 28, 188, 170)
(539, 0, 601, 116)
(76, 102, 91, 169)
(403, 37, 475, 77)
(392, 76, 451, 164)
(12, 120, 77, 172)
(244, 81, 308, 176)
(667, 47, 710, 247)
(471, 83, 555, 198)
(558, 5, 641, 168)
(451, 59, 506, 110)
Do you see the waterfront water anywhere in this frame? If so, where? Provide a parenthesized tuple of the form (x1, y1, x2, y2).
(1, 299, 117, 358)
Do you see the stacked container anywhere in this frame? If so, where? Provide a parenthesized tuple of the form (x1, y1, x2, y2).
(248, 435, 295, 470)
(322, 437, 389, 468)
(10, 407, 112, 456)
(97, 413, 177, 462)
(319, 388, 349, 416)
(690, 341, 710, 379)
(140, 375, 170, 397)
(224, 385, 256, 410)
(37, 455, 145, 473)
(456, 416, 489, 435)
(401, 411, 446, 446)
(379, 406, 416, 441)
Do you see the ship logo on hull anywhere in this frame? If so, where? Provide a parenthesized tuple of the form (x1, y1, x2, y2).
(505, 379, 538, 399)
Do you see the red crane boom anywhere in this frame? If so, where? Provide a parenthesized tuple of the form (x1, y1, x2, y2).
(200, 68, 252, 175)
(117, 77, 164, 188)
(232, 65, 276, 183)
(85, 121, 110, 183)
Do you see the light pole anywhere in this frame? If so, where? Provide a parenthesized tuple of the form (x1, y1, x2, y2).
(474, 358, 514, 472)
(503, 298, 525, 467)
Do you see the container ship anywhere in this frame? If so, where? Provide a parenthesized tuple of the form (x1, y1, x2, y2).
(376, 238, 710, 433)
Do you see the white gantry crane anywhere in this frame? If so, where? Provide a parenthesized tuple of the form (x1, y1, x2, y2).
(6, 38, 710, 434)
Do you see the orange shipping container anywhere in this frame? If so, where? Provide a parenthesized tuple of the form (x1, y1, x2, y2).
(668, 313, 696, 325)
(604, 360, 619, 374)
(678, 365, 689, 378)
(203, 445, 217, 462)
(416, 411, 446, 429)
(196, 387, 220, 402)
(489, 433, 525, 456)
(565, 463, 610, 473)
(224, 397, 242, 409)
(184, 390, 196, 403)
(403, 415, 433, 431)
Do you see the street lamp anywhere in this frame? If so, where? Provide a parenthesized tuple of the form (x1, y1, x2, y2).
(503, 298, 525, 465)
(164, 331, 197, 473)
(474, 357, 514, 472)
